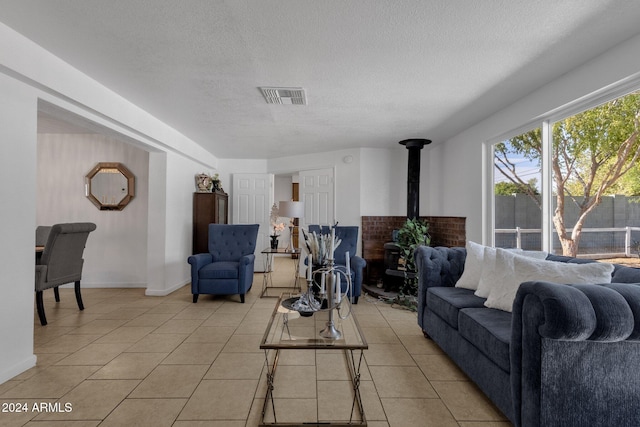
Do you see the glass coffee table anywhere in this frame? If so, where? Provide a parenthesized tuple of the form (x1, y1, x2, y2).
(260, 294, 368, 426)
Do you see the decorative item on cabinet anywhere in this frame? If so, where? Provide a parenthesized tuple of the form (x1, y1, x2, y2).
(192, 190, 228, 254)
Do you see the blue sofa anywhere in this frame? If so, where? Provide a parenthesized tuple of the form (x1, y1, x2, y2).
(415, 246, 640, 427)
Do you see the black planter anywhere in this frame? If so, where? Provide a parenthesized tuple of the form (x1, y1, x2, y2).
(270, 235, 278, 249)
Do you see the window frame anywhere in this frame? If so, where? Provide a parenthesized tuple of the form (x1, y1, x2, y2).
(484, 74, 640, 251)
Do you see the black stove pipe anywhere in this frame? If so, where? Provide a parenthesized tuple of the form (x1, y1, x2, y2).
(399, 139, 431, 219)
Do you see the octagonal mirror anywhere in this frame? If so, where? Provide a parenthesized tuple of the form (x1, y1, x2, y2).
(85, 162, 135, 211)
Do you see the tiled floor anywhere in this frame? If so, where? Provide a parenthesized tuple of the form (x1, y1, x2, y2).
(1, 257, 512, 426)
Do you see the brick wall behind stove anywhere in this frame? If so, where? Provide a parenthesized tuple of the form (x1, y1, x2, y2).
(361, 216, 466, 284)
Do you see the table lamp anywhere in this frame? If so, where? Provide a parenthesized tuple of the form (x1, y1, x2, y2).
(278, 200, 304, 252)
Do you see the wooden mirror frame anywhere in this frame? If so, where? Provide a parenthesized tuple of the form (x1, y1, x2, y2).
(85, 162, 135, 211)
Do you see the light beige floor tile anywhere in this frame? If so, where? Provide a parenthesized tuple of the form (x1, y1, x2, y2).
(130, 365, 208, 398)
(153, 318, 205, 334)
(178, 379, 258, 420)
(161, 342, 224, 365)
(33, 380, 139, 421)
(172, 421, 245, 427)
(99, 398, 187, 427)
(458, 422, 514, 427)
(431, 380, 508, 421)
(13, 354, 70, 380)
(364, 343, 416, 366)
(234, 320, 270, 335)
(0, 399, 56, 425)
(1, 366, 101, 399)
(398, 334, 444, 355)
(221, 334, 263, 353)
(316, 352, 350, 380)
(123, 313, 174, 327)
(95, 326, 156, 344)
(65, 319, 127, 335)
(317, 380, 363, 422)
(144, 302, 191, 315)
(414, 354, 468, 381)
(369, 366, 437, 398)
(272, 365, 316, 398)
(55, 342, 131, 366)
(94, 307, 150, 320)
(172, 306, 217, 320)
(125, 333, 188, 353)
(277, 349, 315, 366)
(360, 380, 386, 420)
(361, 327, 401, 344)
(184, 326, 235, 343)
(204, 352, 265, 380)
(201, 312, 246, 327)
(382, 397, 459, 427)
(89, 352, 167, 379)
(34, 334, 101, 354)
(23, 421, 100, 426)
(262, 398, 318, 424)
(15, 258, 513, 426)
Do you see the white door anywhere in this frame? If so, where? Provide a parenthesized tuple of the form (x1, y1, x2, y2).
(299, 168, 335, 229)
(232, 173, 274, 272)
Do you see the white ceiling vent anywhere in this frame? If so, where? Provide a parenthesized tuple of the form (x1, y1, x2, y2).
(259, 87, 307, 105)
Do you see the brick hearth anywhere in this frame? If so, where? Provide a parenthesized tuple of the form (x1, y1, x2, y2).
(361, 216, 466, 284)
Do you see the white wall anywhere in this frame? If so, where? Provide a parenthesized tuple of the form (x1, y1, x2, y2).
(0, 21, 218, 382)
(360, 147, 407, 216)
(0, 74, 38, 383)
(268, 148, 362, 230)
(426, 33, 640, 244)
(37, 134, 149, 287)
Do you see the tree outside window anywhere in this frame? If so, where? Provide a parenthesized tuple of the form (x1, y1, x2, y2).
(494, 91, 640, 257)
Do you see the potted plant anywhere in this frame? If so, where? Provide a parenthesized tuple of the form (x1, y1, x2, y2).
(394, 218, 430, 309)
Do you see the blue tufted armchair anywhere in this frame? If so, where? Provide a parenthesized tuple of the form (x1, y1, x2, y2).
(307, 225, 366, 304)
(188, 223, 259, 303)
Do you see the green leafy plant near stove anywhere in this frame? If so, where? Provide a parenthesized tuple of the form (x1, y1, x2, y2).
(393, 218, 430, 310)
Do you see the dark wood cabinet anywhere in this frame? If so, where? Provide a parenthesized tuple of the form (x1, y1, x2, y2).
(192, 191, 228, 254)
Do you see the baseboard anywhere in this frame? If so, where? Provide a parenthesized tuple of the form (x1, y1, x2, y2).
(57, 282, 147, 289)
(145, 280, 190, 297)
(0, 354, 36, 384)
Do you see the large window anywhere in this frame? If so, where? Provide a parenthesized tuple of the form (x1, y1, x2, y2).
(492, 91, 640, 257)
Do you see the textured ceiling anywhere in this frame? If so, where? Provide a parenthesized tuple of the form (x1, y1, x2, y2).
(4, 0, 640, 159)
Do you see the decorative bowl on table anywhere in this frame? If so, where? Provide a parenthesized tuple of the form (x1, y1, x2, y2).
(281, 296, 316, 317)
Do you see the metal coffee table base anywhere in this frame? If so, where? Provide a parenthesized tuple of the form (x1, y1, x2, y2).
(260, 348, 367, 426)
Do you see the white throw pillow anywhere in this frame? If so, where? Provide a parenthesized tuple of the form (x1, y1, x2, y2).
(474, 246, 499, 298)
(475, 248, 550, 298)
(484, 248, 614, 312)
(455, 241, 486, 291)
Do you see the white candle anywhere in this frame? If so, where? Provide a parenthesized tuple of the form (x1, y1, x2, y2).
(307, 254, 313, 281)
(335, 273, 341, 303)
(330, 227, 335, 259)
(345, 251, 350, 277)
(321, 272, 326, 293)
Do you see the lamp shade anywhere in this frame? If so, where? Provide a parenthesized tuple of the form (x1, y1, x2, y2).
(278, 201, 304, 218)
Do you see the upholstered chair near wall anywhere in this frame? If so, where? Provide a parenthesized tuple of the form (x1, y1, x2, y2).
(188, 223, 259, 303)
(308, 225, 366, 303)
(35, 222, 97, 326)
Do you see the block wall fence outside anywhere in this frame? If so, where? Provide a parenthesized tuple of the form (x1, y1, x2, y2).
(361, 216, 466, 284)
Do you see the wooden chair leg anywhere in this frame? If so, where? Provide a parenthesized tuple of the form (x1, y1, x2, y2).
(36, 291, 47, 326)
(74, 281, 84, 311)
(54, 286, 60, 302)
(240, 294, 245, 303)
(193, 294, 199, 303)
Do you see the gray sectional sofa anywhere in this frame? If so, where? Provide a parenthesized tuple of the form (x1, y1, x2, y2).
(415, 245, 640, 427)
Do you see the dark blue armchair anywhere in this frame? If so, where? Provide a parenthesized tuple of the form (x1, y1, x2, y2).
(308, 225, 366, 304)
(188, 223, 259, 303)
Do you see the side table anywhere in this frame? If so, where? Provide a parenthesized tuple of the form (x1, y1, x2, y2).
(260, 248, 301, 298)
